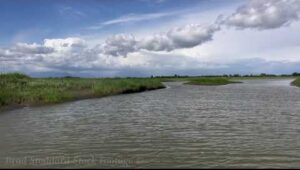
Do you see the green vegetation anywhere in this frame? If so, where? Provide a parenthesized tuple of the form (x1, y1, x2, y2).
(153, 72, 299, 81)
(153, 73, 300, 85)
(0, 73, 165, 109)
(185, 77, 241, 86)
(291, 78, 300, 87)
(1, 72, 299, 110)
(154, 76, 241, 85)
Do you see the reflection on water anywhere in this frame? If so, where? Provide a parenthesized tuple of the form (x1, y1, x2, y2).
(0, 79, 300, 168)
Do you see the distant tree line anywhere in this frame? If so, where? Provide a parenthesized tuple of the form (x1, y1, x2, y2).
(150, 72, 300, 78)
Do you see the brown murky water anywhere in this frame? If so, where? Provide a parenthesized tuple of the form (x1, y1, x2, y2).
(0, 79, 300, 168)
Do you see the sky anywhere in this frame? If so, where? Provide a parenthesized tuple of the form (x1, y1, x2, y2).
(0, 0, 300, 77)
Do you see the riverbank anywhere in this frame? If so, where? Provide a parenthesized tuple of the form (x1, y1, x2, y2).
(0, 73, 165, 111)
(291, 78, 300, 87)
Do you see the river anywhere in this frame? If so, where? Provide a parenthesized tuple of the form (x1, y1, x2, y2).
(0, 79, 300, 168)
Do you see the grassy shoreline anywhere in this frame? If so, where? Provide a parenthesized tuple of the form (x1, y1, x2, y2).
(0, 74, 240, 111)
(1, 73, 298, 112)
(0, 73, 165, 111)
(291, 78, 300, 87)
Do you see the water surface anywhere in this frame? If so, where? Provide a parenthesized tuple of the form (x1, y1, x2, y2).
(0, 79, 300, 168)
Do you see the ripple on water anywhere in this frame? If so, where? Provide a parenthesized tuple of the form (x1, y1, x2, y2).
(0, 79, 300, 168)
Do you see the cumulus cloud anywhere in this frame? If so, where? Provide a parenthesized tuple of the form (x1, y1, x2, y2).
(0, 38, 94, 72)
(13, 43, 54, 54)
(164, 24, 219, 49)
(100, 23, 220, 56)
(138, 24, 220, 52)
(0, 27, 220, 74)
(98, 34, 138, 57)
(223, 0, 300, 30)
(44, 37, 87, 52)
(81, 23, 220, 57)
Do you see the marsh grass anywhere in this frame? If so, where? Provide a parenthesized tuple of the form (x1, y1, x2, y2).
(0, 73, 164, 108)
(185, 77, 241, 86)
(2, 72, 295, 110)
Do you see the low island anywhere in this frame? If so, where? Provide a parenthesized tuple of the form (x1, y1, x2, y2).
(185, 77, 241, 86)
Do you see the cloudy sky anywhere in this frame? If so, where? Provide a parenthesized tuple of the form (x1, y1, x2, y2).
(0, 0, 300, 77)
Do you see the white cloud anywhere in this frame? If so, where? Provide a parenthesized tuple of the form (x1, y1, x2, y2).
(102, 13, 172, 25)
(44, 37, 86, 52)
(1, 38, 92, 72)
(97, 34, 138, 57)
(0, 30, 220, 75)
(13, 43, 54, 54)
(138, 24, 220, 51)
(88, 11, 179, 30)
(99, 23, 220, 56)
(165, 24, 220, 49)
(223, 0, 300, 30)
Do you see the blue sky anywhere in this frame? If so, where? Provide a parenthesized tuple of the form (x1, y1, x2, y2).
(0, 0, 230, 44)
(0, 0, 300, 77)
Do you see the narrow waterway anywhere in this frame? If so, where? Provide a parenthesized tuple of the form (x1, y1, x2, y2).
(0, 79, 299, 168)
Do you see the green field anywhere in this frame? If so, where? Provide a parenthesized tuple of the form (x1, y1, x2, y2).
(0, 73, 165, 109)
(291, 78, 300, 87)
